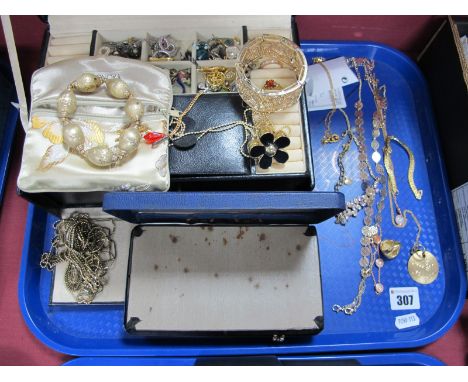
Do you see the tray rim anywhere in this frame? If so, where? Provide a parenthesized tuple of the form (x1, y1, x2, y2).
(18, 40, 467, 357)
(62, 352, 445, 366)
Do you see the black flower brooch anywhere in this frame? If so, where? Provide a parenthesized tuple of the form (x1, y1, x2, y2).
(249, 131, 290, 169)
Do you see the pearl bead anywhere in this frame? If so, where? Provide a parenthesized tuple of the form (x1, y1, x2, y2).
(118, 126, 141, 153)
(371, 151, 381, 163)
(124, 98, 144, 121)
(63, 123, 85, 148)
(395, 214, 405, 226)
(57, 90, 77, 118)
(375, 258, 384, 268)
(85, 146, 113, 167)
(107, 79, 131, 99)
(265, 143, 278, 157)
(74, 73, 102, 93)
(374, 283, 384, 294)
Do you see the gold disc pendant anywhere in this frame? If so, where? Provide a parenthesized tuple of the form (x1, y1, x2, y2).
(408, 250, 439, 285)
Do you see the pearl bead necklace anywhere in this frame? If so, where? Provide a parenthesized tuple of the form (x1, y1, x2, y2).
(57, 73, 158, 167)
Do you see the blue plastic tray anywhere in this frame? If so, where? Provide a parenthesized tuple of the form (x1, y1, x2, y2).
(19, 42, 466, 357)
(63, 353, 445, 366)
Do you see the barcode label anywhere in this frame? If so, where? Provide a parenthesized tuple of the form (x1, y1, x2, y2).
(395, 313, 420, 330)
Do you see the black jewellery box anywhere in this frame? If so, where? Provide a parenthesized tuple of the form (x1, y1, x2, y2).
(6, 16, 345, 340)
(21, 15, 314, 211)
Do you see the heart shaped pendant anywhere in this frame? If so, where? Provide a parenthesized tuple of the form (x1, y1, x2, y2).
(380, 239, 401, 260)
(172, 135, 197, 150)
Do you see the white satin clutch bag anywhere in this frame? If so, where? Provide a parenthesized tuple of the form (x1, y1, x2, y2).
(18, 56, 172, 193)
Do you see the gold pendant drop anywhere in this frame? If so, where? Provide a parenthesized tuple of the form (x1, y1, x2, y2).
(395, 213, 406, 227)
(374, 282, 384, 294)
(408, 250, 439, 285)
(379, 239, 401, 259)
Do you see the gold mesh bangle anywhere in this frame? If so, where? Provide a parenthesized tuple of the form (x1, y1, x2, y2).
(235, 34, 308, 113)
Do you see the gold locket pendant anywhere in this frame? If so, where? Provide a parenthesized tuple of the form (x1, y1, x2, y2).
(379, 239, 401, 260)
(408, 250, 439, 285)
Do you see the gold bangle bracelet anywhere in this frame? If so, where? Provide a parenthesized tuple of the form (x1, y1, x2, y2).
(235, 34, 307, 113)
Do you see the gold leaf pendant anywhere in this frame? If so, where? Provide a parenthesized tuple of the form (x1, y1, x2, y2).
(80, 120, 105, 145)
(42, 122, 63, 144)
(31, 116, 48, 129)
(38, 144, 69, 171)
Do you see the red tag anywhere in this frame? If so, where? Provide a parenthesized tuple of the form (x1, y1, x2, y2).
(144, 131, 166, 144)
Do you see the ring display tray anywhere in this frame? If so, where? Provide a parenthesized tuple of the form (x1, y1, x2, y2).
(19, 42, 466, 356)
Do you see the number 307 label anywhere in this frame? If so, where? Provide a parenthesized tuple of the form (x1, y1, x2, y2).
(389, 287, 420, 310)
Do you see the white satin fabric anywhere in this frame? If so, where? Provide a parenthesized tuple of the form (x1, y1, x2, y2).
(18, 56, 173, 193)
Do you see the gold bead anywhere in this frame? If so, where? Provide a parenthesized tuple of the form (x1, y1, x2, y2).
(85, 146, 113, 167)
(63, 122, 85, 148)
(57, 89, 77, 118)
(106, 79, 131, 99)
(124, 98, 144, 122)
(118, 126, 141, 153)
(73, 73, 103, 93)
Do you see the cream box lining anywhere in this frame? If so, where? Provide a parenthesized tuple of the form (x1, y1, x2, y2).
(126, 224, 322, 332)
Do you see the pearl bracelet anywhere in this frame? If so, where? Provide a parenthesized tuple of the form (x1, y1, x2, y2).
(57, 73, 164, 167)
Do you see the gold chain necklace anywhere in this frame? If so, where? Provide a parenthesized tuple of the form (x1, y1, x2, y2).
(169, 96, 256, 156)
(168, 91, 292, 169)
(316, 60, 340, 144)
(384, 135, 423, 203)
(333, 56, 435, 314)
(315, 59, 387, 311)
(40, 212, 116, 304)
(314, 58, 356, 191)
(333, 57, 401, 314)
(167, 91, 261, 157)
(383, 136, 439, 284)
(334, 61, 378, 226)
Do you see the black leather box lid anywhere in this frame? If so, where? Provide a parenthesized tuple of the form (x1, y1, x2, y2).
(170, 93, 250, 176)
